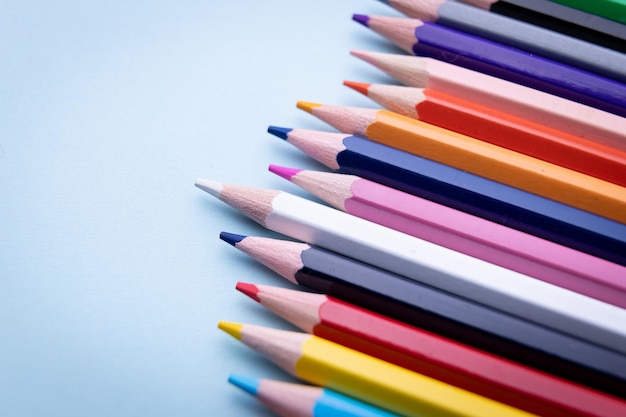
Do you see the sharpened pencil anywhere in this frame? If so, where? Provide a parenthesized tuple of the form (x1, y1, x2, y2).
(350, 50, 626, 148)
(375, 0, 626, 82)
(268, 126, 626, 266)
(550, 0, 626, 24)
(297, 102, 626, 224)
(236, 282, 626, 416)
(221, 233, 626, 398)
(195, 180, 626, 354)
(454, 0, 626, 50)
(269, 165, 626, 308)
(353, 14, 626, 117)
(343, 81, 626, 186)
(228, 374, 398, 417)
(219, 322, 536, 417)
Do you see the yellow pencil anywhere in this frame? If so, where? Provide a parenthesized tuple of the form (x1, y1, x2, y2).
(218, 321, 536, 417)
(297, 101, 626, 224)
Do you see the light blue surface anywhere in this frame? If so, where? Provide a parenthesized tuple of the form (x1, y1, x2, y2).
(0, 1, 402, 416)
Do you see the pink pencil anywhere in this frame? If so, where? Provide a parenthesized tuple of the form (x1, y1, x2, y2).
(350, 50, 626, 152)
(269, 164, 626, 309)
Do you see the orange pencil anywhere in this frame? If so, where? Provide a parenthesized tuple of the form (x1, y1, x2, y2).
(344, 81, 626, 187)
(297, 101, 626, 224)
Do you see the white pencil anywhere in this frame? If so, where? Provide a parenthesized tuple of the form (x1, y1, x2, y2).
(195, 179, 626, 355)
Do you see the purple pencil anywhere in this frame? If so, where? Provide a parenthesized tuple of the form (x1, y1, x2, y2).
(353, 14, 626, 117)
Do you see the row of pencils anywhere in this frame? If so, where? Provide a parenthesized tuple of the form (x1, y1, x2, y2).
(197, 1, 626, 416)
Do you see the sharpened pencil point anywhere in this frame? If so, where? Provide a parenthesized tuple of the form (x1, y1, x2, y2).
(344, 80, 371, 96)
(228, 374, 259, 396)
(350, 50, 376, 65)
(267, 126, 292, 140)
(352, 14, 370, 27)
(236, 282, 261, 302)
(219, 231, 245, 246)
(195, 179, 223, 198)
(296, 101, 322, 114)
(218, 321, 243, 340)
(268, 164, 301, 180)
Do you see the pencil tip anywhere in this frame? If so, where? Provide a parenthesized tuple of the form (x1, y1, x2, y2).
(352, 14, 370, 27)
(267, 126, 292, 140)
(218, 321, 243, 340)
(236, 282, 260, 302)
(219, 231, 245, 246)
(344, 80, 370, 96)
(228, 374, 259, 396)
(296, 101, 322, 114)
(268, 164, 301, 181)
(195, 179, 223, 198)
(350, 49, 374, 64)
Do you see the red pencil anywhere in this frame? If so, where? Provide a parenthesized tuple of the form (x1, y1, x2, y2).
(236, 282, 626, 417)
(343, 80, 626, 187)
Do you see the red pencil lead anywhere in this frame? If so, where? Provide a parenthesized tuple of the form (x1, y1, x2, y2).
(343, 80, 371, 96)
(235, 282, 260, 302)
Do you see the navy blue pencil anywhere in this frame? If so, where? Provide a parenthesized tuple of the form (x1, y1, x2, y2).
(267, 126, 626, 266)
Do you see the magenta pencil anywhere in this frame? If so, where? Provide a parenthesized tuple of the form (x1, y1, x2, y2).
(269, 165, 626, 309)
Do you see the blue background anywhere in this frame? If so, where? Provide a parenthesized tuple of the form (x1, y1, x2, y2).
(0, 1, 404, 416)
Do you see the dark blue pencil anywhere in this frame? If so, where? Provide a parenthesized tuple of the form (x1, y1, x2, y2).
(267, 126, 626, 266)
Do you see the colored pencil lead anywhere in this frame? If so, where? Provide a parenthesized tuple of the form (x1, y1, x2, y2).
(267, 125, 291, 140)
(268, 164, 300, 181)
(220, 231, 245, 246)
(352, 14, 370, 26)
(235, 282, 261, 302)
(228, 374, 259, 395)
(218, 321, 243, 340)
(343, 80, 371, 95)
(194, 179, 222, 198)
(296, 101, 320, 114)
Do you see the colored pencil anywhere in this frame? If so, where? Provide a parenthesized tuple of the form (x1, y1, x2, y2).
(550, 0, 626, 23)
(236, 282, 626, 416)
(228, 374, 398, 417)
(353, 15, 626, 117)
(268, 126, 626, 266)
(221, 233, 626, 397)
(350, 50, 626, 149)
(342, 81, 626, 187)
(219, 322, 536, 417)
(269, 165, 626, 308)
(195, 179, 626, 354)
(297, 102, 626, 224)
(375, 0, 626, 82)
(455, 0, 626, 50)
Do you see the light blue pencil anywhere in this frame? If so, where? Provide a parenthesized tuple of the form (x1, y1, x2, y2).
(229, 374, 400, 417)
